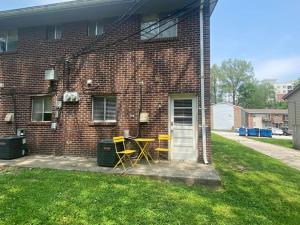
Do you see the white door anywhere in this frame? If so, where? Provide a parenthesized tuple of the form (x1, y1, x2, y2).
(169, 96, 197, 162)
(253, 116, 263, 128)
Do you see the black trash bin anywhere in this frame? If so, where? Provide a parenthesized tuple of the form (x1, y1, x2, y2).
(0, 136, 26, 160)
(97, 139, 117, 167)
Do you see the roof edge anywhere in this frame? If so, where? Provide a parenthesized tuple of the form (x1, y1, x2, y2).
(244, 109, 288, 114)
(0, 0, 134, 20)
(209, 0, 218, 16)
(283, 84, 300, 100)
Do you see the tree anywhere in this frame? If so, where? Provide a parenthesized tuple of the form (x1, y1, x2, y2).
(219, 59, 254, 105)
(238, 81, 257, 108)
(260, 82, 276, 108)
(275, 101, 288, 109)
(238, 80, 276, 109)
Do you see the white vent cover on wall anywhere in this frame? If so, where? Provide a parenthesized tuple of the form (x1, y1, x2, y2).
(4, 113, 14, 122)
(63, 92, 80, 103)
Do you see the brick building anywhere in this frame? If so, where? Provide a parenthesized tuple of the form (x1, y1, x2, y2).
(245, 109, 288, 129)
(0, 0, 218, 163)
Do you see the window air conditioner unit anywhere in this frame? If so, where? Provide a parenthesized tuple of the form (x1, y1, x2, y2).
(63, 92, 80, 103)
(4, 113, 14, 122)
(45, 69, 58, 81)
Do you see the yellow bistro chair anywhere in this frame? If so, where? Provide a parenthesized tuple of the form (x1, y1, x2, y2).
(155, 134, 172, 161)
(113, 136, 136, 171)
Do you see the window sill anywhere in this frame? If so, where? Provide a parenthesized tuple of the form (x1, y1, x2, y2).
(140, 37, 178, 43)
(0, 51, 18, 56)
(89, 122, 117, 127)
(28, 122, 51, 126)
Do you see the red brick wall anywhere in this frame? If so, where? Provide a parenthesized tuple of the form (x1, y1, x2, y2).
(248, 114, 254, 128)
(234, 106, 242, 129)
(0, 6, 212, 162)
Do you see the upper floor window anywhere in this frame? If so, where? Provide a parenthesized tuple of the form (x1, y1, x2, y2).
(141, 15, 177, 40)
(93, 96, 116, 122)
(47, 25, 62, 40)
(0, 30, 18, 52)
(32, 96, 52, 122)
(88, 22, 104, 37)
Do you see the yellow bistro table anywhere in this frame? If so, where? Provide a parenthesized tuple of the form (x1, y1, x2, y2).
(134, 138, 155, 165)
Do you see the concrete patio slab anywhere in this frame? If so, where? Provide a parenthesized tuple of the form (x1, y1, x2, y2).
(0, 155, 221, 187)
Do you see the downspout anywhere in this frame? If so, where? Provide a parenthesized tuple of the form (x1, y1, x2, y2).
(200, 0, 209, 164)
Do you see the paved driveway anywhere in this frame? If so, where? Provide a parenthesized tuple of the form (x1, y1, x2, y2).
(215, 131, 300, 171)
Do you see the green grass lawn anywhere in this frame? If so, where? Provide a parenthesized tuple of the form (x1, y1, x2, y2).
(0, 134, 299, 225)
(251, 137, 294, 149)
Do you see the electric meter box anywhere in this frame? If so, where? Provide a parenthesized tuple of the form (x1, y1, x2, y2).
(45, 69, 58, 81)
(139, 112, 149, 123)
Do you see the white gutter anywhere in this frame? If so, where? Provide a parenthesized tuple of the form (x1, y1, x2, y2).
(200, 0, 209, 164)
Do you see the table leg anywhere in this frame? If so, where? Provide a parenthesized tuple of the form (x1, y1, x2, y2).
(144, 142, 154, 162)
(143, 142, 152, 166)
(134, 141, 153, 166)
(134, 142, 144, 166)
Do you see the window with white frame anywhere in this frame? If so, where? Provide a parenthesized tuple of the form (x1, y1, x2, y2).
(32, 96, 52, 122)
(93, 96, 116, 122)
(141, 15, 177, 40)
(47, 25, 62, 40)
(88, 22, 104, 37)
(0, 30, 18, 52)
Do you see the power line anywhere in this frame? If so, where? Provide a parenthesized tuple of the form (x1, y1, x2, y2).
(0, 0, 203, 96)
(74, 0, 200, 57)
(61, 0, 200, 91)
(53, 0, 149, 66)
(71, 0, 149, 60)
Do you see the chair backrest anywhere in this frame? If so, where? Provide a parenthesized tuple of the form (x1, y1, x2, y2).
(113, 136, 125, 143)
(158, 134, 171, 148)
(158, 134, 172, 141)
(113, 136, 126, 153)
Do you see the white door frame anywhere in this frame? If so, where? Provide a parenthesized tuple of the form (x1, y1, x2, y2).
(168, 94, 198, 162)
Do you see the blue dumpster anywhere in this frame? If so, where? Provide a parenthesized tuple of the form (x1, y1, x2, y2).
(239, 128, 247, 136)
(260, 129, 272, 138)
(248, 128, 260, 137)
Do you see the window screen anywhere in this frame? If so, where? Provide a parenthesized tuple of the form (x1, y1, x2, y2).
(93, 96, 116, 122)
(141, 15, 177, 40)
(88, 22, 104, 36)
(0, 30, 18, 52)
(173, 99, 193, 126)
(47, 25, 62, 40)
(32, 96, 52, 122)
